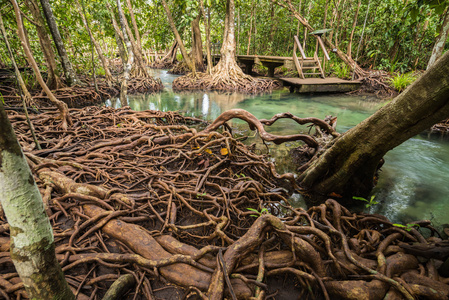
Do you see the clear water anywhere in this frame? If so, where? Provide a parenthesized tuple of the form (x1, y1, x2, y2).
(106, 69, 449, 226)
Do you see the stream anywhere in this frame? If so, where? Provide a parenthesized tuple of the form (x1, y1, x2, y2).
(106, 69, 449, 227)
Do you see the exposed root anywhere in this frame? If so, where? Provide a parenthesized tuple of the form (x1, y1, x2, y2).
(1, 107, 448, 299)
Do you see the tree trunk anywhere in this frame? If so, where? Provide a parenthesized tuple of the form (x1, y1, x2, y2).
(427, 8, 449, 70)
(125, 0, 142, 52)
(191, 14, 204, 71)
(12, 0, 72, 131)
(199, 0, 212, 74)
(106, 2, 127, 66)
(116, 0, 133, 107)
(75, 0, 113, 84)
(117, 0, 149, 78)
(39, 0, 78, 86)
(0, 12, 32, 105)
(298, 51, 449, 202)
(276, 0, 367, 78)
(0, 102, 75, 300)
(347, 0, 361, 58)
(24, 0, 62, 89)
(161, 0, 195, 73)
(246, 2, 254, 55)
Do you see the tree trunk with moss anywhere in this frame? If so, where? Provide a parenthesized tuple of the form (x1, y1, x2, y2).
(116, 0, 133, 106)
(0, 101, 75, 300)
(106, 2, 127, 66)
(298, 51, 449, 202)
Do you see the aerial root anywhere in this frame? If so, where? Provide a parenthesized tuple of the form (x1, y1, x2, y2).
(1, 107, 448, 299)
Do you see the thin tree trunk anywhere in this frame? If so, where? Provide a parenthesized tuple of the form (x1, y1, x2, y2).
(427, 8, 449, 69)
(0, 11, 40, 150)
(106, 2, 127, 66)
(75, 0, 113, 84)
(347, 0, 361, 58)
(12, 0, 72, 131)
(0, 12, 32, 105)
(39, 0, 78, 86)
(125, 0, 142, 52)
(117, 0, 149, 77)
(24, 0, 62, 89)
(246, 2, 254, 55)
(161, 0, 195, 74)
(117, 0, 133, 106)
(199, 0, 212, 74)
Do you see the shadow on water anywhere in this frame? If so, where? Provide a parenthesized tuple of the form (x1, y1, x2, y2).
(106, 69, 449, 226)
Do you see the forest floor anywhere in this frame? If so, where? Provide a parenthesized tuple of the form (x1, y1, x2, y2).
(1, 105, 449, 300)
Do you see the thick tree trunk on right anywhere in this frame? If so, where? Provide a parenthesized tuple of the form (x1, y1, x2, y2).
(298, 51, 449, 202)
(0, 101, 75, 300)
(427, 8, 449, 70)
(39, 0, 78, 86)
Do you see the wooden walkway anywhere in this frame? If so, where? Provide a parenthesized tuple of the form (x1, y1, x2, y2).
(280, 77, 361, 93)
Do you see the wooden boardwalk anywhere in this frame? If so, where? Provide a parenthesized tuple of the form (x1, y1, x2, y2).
(280, 77, 361, 93)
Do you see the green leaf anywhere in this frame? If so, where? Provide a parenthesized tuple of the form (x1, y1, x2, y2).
(246, 208, 259, 213)
(353, 196, 368, 202)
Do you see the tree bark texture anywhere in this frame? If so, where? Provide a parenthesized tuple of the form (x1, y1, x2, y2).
(39, 0, 78, 86)
(12, 0, 72, 131)
(75, 0, 113, 84)
(24, 0, 62, 89)
(298, 51, 449, 201)
(0, 101, 75, 300)
(427, 8, 449, 70)
(191, 14, 204, 71)
(347, 0, 361, 58)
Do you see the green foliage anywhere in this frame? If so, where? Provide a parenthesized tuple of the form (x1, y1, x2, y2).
(246, 207, 270, 218)
(332, 62, 350, 79)
(388, 72, 417, 93)
(353, 195, 379, 208)
(392, 223, 420, 231)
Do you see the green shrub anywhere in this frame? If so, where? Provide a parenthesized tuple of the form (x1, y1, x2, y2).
(332, 63, 350, 79)
(388, 72, 416, 93)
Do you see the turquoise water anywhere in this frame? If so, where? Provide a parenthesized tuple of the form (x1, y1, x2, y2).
(106, 69, 449, 226)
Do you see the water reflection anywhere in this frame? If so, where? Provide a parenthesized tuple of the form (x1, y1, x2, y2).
(105, 69, 449, 226)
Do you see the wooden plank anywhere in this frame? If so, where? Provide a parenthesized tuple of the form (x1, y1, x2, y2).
(292, 42, 305, 79)
(316, 36, 330, 61)
(293, 36, 306, 59)
(314, 52, 325, 78)
(279, 77, 361, 93)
